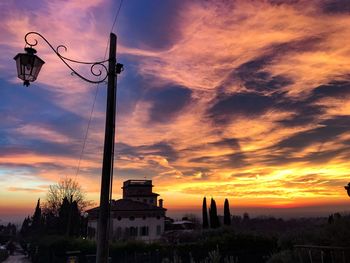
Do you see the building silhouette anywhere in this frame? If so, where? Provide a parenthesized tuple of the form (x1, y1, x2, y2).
(87, 180, 166, 242)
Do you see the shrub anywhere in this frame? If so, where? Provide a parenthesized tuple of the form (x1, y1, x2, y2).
(0, 249, 9, 262)
(267, 250, 296, 263)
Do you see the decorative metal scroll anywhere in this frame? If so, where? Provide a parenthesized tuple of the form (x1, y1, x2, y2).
(24, 31, 109, 84)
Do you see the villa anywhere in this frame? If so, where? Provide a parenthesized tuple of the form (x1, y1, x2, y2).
(87, 180, 166, 242)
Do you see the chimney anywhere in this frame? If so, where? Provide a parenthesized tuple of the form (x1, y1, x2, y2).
(159, 199, 163, 208)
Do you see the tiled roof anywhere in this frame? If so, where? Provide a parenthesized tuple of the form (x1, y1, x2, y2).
(126, 193, 159, 197)
(86, 198, 166, 213)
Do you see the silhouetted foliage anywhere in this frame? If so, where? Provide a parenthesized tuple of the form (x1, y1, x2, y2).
(43, 211, 58, 235)
(0, 249, 8, 262)
(209, 198, 220, 228)
(243, 212, 250, 221)
(20, 212, 350, 263)
(334, 212, 341, 220)
(58, 196, 71, 236)
(32, 198, 42, 232)
(0, 223, 16, 236)
(202, 197, 209, 229)
(44, 178, 92, 216)
(20, 216, 31, 236)
(70, 201, 81, 236)
(19, 194, 86, 239)
(19, 199, 43, 236)
(19, 179, 91, 238)
(224, 198, 231, 226)
(57, 196, 82, 237)
(328, 214, 334, 224)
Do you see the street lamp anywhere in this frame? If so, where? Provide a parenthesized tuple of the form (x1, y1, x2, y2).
(14, 31, 123, 263)
(13, 47, 45, 87)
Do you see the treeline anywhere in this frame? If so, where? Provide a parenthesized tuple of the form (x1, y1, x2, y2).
(0, 223, 16, 237)
(22, 229, 276, 263)
(20, 197, 87, 238)
(202, 197, 231, 229)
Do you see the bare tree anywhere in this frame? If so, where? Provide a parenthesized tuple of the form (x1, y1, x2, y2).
(44, 178, 93, 216)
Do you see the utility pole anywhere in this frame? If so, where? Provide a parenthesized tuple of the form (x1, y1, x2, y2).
(96, 33, 118, 263)
(14, 31, 123, 263)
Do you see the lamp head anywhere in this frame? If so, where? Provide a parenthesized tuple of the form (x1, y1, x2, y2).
(14, 47, 45, 86)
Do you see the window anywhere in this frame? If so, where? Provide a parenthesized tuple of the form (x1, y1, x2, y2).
(115, 227, 122, 240)
(87, 227, 95, 239)
(156, 225, 161, 236)
(149, 199, 153, 204)
(156, 215, 161, 220)
(140, 226, 149, 236)
(124, 227, 130, 238)
(129, 216, 135, 221)
(130, 226, 138, 237)
(117, 216, 122, 221)
(142, 216, 146, 220)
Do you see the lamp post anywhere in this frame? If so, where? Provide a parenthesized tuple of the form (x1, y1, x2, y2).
(14, 32, 123, 263)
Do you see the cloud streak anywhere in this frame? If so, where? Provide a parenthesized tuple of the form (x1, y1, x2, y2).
(1, 0, 350, 218)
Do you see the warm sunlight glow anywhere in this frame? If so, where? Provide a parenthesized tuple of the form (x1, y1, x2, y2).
(1, 0, 350, 222)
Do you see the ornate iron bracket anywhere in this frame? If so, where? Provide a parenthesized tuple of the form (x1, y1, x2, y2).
(24, 31, 118, 84)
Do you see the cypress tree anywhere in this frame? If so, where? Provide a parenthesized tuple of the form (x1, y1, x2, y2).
(32, 198, 42, 232)
(202, 197, 209, 229)
(209, 198, 220, 228)
(20, 216, 31, 236)
(44, 211, 57, 235)
(224, 198, 231, 226)
(69, 200, 81, 236)
(58, 197, 70, 235)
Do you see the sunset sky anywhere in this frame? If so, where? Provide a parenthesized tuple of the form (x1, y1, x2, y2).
(1, 0, 350, 223)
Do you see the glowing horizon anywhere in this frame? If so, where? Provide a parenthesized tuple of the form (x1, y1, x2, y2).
(1, 0, 350, 223)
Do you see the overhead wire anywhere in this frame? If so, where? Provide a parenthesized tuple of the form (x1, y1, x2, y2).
(72, 0, 124, 247)
(74, 0, 124, 183)
(98, 0, 125, 248)
(108, 0, 124, 234)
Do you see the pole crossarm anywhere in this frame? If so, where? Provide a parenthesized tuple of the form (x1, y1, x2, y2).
(24, 31, 110, 84)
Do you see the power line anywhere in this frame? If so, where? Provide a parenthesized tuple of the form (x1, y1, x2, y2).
(74, 0, 124, 179)
(111, 0, 124, 32)
(108, 0, 124, 213)
(74, 84, 99, 178)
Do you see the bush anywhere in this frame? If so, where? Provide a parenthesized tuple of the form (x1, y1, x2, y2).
(0, 249, 9, 262)
(267, 250, 296, 263)
(25, 235, 95, 263)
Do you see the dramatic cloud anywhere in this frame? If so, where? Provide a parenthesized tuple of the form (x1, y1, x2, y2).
(145, 85, 193, 123)
(1, 0, 350, 219)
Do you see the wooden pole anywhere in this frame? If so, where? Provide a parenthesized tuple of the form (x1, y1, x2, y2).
(96, 33, 117, 263)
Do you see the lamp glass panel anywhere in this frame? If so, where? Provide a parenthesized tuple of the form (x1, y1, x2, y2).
(31, 56, 45, 81)
(14, 53, 44, 83)
(15, 57, 21, 78)
(24, 55, 35, 81)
